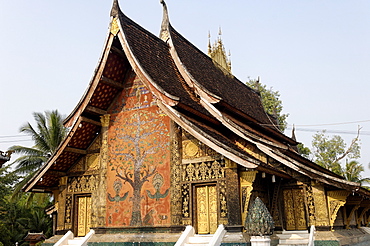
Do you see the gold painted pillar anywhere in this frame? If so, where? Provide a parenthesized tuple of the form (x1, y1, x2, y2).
(327, 190, 350, 229)
(239, 170, 257, 226)
(56, 176, 68, 231)
(91, 114, 110, 228)
(170, 121, 182, 225)
(311, 181, 330, 228)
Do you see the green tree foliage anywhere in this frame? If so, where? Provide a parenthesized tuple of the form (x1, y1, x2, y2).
(311, 130, 361, 177)
(341, 160, 370, 184)
(8, 110, 67, 200)
(246, 78, 288, 131)
(297, 143, 311, 159)
(1, 110, 65, 245)
(0, 165, 52, 245)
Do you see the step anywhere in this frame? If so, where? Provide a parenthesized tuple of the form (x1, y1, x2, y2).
(277, 244, 308, 246)
(277, 233, 310, 240)
(67, 239, 84, 245)
(278, 239, 309, 245)
(281, 230, 308, 234)
(188, 235, 213, 244)
(184, 244, 209, 246)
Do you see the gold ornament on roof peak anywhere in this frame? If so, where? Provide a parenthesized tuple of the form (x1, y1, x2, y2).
(110, 17, 119, 36)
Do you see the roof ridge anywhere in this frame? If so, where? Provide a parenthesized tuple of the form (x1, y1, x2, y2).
(110, 0, 123, 17)
(159, 0, 170, 41)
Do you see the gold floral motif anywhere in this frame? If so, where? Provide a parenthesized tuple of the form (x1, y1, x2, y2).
(327, 190, 350, 228)
(304, 185, 316, 226)
(239, 170, 257, 224)
(182, 160, 225, 182)
(184, 141, 199, 157)
(67, 175, 97, 193)
(64, 195, 72, 224)
(170, 122, 182, 225)
(283, 188, 307, 230)
(311, 182, 330, 227)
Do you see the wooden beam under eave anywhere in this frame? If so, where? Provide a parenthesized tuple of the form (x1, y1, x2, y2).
(111, 46, 125, 58)
(101, 76, 124, 89)
(80, 116, 102, 126)
(65, 147, 87, 155)
(85, 106, 107, 116)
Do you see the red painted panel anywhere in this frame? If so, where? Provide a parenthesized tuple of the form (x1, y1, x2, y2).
(106, 74, 171, 227)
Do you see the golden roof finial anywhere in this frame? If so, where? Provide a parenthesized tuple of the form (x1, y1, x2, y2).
(159, 0, 170, 41)
(208, 28, 232, 74)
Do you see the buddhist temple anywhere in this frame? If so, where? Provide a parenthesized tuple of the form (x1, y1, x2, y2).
(24, 1, 370, 245)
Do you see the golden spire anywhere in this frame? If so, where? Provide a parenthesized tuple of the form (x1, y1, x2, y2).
(208, 28, 232, 73)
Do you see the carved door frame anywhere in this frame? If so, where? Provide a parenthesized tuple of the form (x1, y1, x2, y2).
(73, 193, 92, 237)
(193, 182, 218, 234)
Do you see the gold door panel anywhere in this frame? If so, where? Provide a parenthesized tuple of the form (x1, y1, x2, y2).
(77, 196, 91, 236)
(283, 189, 307, 230)
(196, 185, 217, 234)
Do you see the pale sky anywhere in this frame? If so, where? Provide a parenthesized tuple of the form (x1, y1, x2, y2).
(1, 1, 370, 176)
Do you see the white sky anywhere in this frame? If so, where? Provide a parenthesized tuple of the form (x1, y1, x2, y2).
(1, 1, 369, 176)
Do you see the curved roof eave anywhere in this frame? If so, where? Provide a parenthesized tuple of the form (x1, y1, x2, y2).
(115, 14, 180, 107)
(157, 100, 258, 169)
(63, 23, 116, 127)
(23, 116, 85, 192)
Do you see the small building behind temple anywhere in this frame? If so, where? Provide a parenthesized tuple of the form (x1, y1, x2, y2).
(24, 232, 47, 246)
(0, 151, 12, 168)
(23, 1, 370, 245)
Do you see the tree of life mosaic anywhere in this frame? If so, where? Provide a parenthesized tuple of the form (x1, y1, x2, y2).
(107, 75, 171, 227)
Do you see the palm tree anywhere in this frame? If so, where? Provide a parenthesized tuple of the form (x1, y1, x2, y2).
(8, 110, 67, 200)
(342, 160, 370, 185)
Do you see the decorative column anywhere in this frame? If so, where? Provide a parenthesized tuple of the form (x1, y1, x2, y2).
(56, 176, 68, 232)
(310, 181, 330, 228)
(224, 159, 242, 227)
(91, 114, 110, 228)
(326, 190, 350, 229)
(170, 121, 183, 225)
(239, 169, 258, 227)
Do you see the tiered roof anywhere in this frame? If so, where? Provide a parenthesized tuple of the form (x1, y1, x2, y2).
(24, 0, 368, 197)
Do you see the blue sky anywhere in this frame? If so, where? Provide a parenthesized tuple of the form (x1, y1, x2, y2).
(1, 1, 370, 176)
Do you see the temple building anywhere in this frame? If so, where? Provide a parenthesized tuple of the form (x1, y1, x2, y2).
(24, 1, 370, 245)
